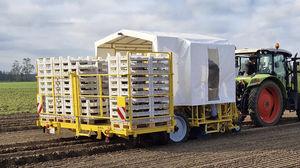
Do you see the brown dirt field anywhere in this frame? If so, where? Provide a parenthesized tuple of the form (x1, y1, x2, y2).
(0, 111, 300, 167)
(0, 113, 38, 133)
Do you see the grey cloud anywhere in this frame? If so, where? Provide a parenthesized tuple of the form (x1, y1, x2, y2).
(1, 0, 300, 71)
(0, 33, 18, 42)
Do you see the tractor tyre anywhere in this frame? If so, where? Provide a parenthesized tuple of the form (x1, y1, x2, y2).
(152, 132, 169, 145)
(248, 80, 284, 126)
(238, 94, 249, 122)
(296, 109, 300, 120)
(169, 110, 190, 143)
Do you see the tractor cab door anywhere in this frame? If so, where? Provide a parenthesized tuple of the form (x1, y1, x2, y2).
(273, 53, 286, 84)
(257, 53, 272, 74)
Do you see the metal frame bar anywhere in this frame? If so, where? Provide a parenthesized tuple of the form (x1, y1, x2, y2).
(187, 103, 238, 134)
(36, 51, 175, 138)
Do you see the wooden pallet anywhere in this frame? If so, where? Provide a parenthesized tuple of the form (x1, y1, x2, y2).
(80, 118, 109, 125)
(111, 120, 171, 130)
(40, 117, 56, 122)
(57, 117, 75, 123)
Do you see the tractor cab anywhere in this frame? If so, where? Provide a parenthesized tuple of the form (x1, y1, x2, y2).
(234, 44, 300, 126)
(236, 47, 292, 81)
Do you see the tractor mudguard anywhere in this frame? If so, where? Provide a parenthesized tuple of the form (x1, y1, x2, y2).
(246, 74, 273, 87)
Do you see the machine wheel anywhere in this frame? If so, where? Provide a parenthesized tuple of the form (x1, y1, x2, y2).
(169, 110, 190, 143)
(135, 132, 169, 147)
(239, 94, 249, 122)
(238, 113, 247, 122)
(231, 121, 242, 133)
(248, 80, 284, 126)
(153, 132, 169, 145)
(296, 109, 300, 120)
(126, 137, 139, 148)
(189, 126, 209, 139)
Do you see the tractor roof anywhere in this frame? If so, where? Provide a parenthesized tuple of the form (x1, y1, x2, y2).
(235, 48, 292, 56)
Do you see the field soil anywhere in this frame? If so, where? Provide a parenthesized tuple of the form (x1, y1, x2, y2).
(0, 113, 38, 133)
(1, 112, 300, 167)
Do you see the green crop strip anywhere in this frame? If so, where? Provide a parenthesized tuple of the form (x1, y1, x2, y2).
(0, 82, 37, 114)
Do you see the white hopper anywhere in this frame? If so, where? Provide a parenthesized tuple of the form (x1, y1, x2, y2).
(95, 29, 235, 106)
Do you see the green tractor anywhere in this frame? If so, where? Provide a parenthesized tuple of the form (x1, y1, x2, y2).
(235, 44, 300, 126)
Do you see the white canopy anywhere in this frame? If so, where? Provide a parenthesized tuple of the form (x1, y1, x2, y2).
(95, 29, 236, 106)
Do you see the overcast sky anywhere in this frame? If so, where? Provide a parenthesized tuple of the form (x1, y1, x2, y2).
(1, 0, 300, 71)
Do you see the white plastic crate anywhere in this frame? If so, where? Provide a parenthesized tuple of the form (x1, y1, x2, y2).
(37, 56, 111, 121)
(63, 97, 73, 115)
(80, 98, 109, 117)
(37, 58, 54, 77)
(107, 52, 170, 123)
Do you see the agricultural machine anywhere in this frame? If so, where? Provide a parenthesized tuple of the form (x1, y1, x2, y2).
(36, 30, 241, 144)
(236, 43, 300, 126)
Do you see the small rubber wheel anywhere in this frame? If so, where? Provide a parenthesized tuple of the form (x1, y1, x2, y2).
(231, 121, 242, 133)
(169, 110, 190, 143)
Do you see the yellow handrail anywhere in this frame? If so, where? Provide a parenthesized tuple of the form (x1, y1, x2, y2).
(37, 51, 174, 126)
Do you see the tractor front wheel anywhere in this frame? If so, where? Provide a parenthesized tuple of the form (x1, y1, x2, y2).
(248, 80, 284, 126)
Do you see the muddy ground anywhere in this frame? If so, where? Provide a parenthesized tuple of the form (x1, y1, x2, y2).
(0, 113, 38, 133)
(1, 112, 300, 168)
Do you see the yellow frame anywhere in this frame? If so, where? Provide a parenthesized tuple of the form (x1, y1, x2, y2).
(36, 52, 175, 139)
(180, 103, 239, 134)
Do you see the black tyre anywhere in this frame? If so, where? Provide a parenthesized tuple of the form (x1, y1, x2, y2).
(126, 137, 139, 148)
(231, 121, 242, 133)
(296, 109, 300, 120)
(153, 132, 169, 145)
(189, 126, 209, 139)
(296, 98, 300, 120)
(239, 94, 249, 122)
(248, 80, 284, 126)
(239, 113, 247, 122)
(169, 110, 190, 143)
(132, 132, 169, 147)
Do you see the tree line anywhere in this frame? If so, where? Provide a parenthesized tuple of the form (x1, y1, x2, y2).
(0, 58, 36, 82)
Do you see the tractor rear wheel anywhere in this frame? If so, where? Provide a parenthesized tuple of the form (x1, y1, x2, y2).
(248, 80, 284, 126)
(169, 110, 190, 143)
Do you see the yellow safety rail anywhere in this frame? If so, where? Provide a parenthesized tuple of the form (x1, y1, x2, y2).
(36, 51, 175, 139)
(187, 103, 239, 133)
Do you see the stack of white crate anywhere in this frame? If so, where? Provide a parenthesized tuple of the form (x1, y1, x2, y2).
(77, 57, 110, 119)
(37, 56, 109, 123)
(38, 58, 55, 116)
(108, 52, 171, 125)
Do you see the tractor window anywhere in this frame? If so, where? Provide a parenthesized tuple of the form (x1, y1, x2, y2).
(257, 54, 272, 74)
(240, 57, 249, 73)
(235, 54, 255, 76)
(239, 57, 250, 75)
(274, 54, 285, 79)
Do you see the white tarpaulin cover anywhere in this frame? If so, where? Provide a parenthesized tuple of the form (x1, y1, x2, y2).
(95, 29, 236, 106)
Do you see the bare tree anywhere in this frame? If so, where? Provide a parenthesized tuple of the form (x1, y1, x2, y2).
(10, 58, 35, 81)
(21, 58, 35, 81)
(11, 60, 22, 81)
